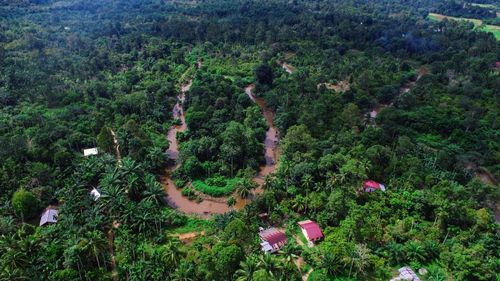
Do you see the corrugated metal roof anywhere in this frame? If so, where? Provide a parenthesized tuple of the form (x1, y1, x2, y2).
(40, 209, 58, 226)
(83, 148, 98, 157)
(363, 180, 386, 191)
(259, 228, 287, 247)
(298, 220, 323, 241)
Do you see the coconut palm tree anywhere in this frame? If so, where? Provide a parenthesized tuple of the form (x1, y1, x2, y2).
(234, 255, 259, 281)
(278, 243, 300, 269)
(235, 178, 256, 199)
(172, 261, 195, 281)
(119, 157, 142, 178)
(80, 230, 108, 269)
(301, 174, 313, 191)
(318, 251, 342, 276)
(99, 184, 125, 218)
(348, 244, 371, 278)
(258, 254, 281, 278)
(142, 175, 165, 205)
(227, 197, 236, 208)
(159, 238, 183, 270)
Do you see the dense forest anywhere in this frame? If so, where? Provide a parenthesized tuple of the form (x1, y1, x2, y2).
(0, 0, 498, 280)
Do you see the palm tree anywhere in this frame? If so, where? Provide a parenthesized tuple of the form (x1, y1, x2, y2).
(318, 251, 342, 276)
(80, 230, 108, 269)
(301, 174, 313, 191)
(99, 184, 125, 218)
(0, 233, 29, 276)
(142, 175, 165, 205)
(119, 157, 142, 177)
(386, 242, 405, 264)
(291, 195, 306, 213)
(227, 197, 236, 209)
(278, 243, 300, 270)
(159, 239, 183, 269)
(172, 261, 195, 281)
(406, 241, 426, 263)
(325, 171, 338, 192)
(235, 178, 256, 199)
(348, 244, 371, 278)
(234, 256, 259, 281)
(100, 169, 122, 188)
(258, 254, 280, 278)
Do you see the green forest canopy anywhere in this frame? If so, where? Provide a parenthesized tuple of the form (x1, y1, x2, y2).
(0, 0, 498, 280)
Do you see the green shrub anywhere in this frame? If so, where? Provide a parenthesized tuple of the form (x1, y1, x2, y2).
(12, 188, 39, 220)
(192, 177, 242, 197)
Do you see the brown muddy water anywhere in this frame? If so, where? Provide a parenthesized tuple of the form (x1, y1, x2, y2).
(162, 82, 279, 217)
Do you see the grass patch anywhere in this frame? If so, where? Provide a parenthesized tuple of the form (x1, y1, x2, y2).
(428, 13, 500, 40)
(428, 12, 483, 26)
(480, 24, 500, 40)
(169, 217, 214, 234)
(192, 176, 242, 197)
(295, 227, 309, 245)
(469, 3, 497, 9)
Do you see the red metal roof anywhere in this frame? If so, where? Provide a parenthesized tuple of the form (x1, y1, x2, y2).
(298, 220, 323, 241)
(363, 180, 381, 189)
(259, 228, 287, 247)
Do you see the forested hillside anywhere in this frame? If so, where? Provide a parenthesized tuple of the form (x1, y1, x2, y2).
(0, 0, 498, 280)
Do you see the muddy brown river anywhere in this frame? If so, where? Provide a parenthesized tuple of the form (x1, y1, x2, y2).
(162, 82, 279, 217)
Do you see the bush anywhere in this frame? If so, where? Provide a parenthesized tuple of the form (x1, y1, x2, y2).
(192, 177, 242, 197)
(12, 188, 39, 220)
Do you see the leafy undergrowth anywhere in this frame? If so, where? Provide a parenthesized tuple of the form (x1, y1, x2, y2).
(168, 217, 214, 234)
(192, 176, 243, 197)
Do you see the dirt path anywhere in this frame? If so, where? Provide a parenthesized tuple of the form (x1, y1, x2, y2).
(317, 80, 350, 93)
(107, 220, 120, 281)
(170, 231, 206, 243)
(369, 67, 427, 119)
(293, 254, 313, 281)
(110, 129, 121, 162)
(293, 234, 305, 247)
(302, 268, 313, 281)
(473, 168, 499, 222)
(282, 62, 295, 74)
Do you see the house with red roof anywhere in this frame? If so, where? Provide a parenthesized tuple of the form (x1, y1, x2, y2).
(298, 220, 323, 246)
(259, 227, 287, 253)
(363, 180, 386, 192)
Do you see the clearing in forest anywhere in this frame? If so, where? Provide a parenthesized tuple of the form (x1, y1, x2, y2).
(469, 3, 497, 9)
(428, 13, 500, 40)
(317, 79, 350, 93)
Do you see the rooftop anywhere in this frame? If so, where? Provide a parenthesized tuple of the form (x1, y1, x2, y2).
(83, 148, 98, 157)
(259, 227, 287, 246)
(40, 208, 59, 226)
(298, 220, 323, 241)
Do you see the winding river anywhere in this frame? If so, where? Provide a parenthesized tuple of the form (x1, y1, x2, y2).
(244, 84, 280, 192)
(162, 82, 279, 216)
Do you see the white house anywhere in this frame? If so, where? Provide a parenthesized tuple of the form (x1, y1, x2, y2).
(40, 208, 59, 226)
(90, 188, 101, 201)
(83, 148, 98, 157)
